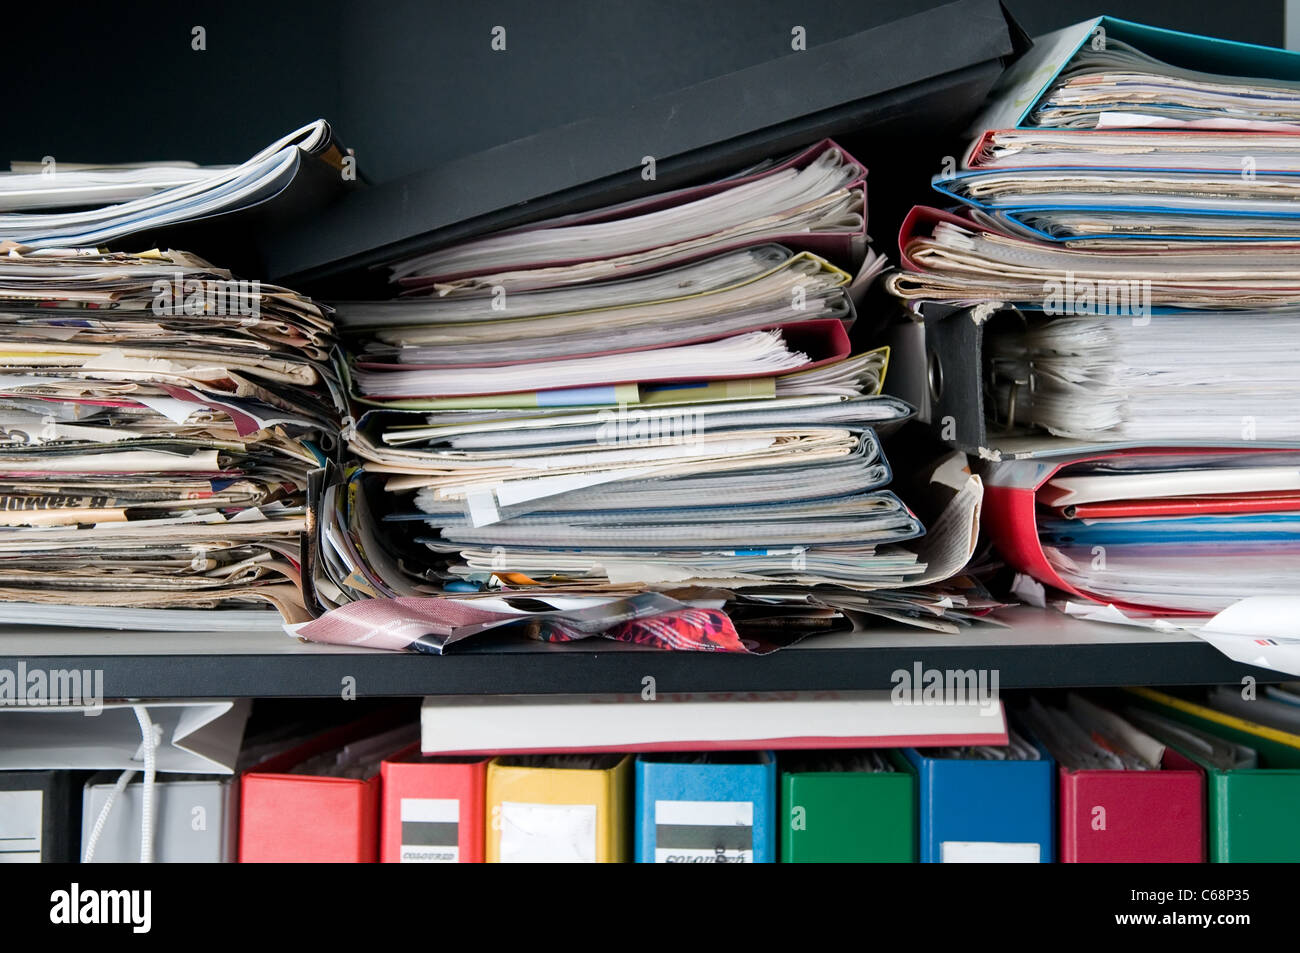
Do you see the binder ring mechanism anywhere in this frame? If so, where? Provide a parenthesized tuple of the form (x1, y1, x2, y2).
(983, 307, 1032, 434)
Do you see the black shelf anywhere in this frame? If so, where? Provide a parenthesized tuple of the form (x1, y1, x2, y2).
(0, 607, 1282, 699)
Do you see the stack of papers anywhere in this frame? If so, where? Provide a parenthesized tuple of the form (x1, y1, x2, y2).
(1, 121, 345, 249)
(885, 17, 1300, 650)
(1028, 37, 1300, 129)
(1020, 695, 1164, 771)
(0, 245, 341, 627)
(1031, 451, 1300, 613)
(986, 312, 1300, 441)
(389, 140, 866, 292)
(299, 141, 998, 649)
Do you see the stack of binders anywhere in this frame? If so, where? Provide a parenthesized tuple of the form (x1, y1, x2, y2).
(885, 17, 1300, 636)
(303, 134, 1003, 650)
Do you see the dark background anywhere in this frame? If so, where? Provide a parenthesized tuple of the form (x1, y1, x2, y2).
(0, 1, 1284, 178)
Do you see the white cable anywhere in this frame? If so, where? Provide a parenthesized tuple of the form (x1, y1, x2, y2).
(134, 705, 157, 864)
(82, 769, 135, 863)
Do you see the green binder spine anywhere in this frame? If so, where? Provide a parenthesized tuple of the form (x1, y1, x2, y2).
(780, 749, 915, 863)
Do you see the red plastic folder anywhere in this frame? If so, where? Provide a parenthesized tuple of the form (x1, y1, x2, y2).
(1058, 748, 1205, 863)
(981, 447, 1298, 614)
(239, 709, 411, 864)
(1057, 492, 1300, 519)
(380, 749, 488, 864)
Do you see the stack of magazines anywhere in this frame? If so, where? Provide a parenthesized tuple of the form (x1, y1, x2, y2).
(886, 17, 1300, 625)
(0, 245, 341, 628)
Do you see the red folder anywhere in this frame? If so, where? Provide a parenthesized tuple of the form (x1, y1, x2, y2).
(1054, 491, 1300, 519)
(982, 448, 1278, 615)
(1059, 748, 1205, 863)
(896, 205, 985, 271)
(379, 748, 488, 864)
(239, 709, 411, 864)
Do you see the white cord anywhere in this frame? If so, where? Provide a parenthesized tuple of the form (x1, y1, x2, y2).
(134, 705, 157, 864)
(80, 706, 160, 863)
(82, 769, 135, 863)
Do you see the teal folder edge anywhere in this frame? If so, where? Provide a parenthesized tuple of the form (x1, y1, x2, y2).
(984, 16, 1300, 131)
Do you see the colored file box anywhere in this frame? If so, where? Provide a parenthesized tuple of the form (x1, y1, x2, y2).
(1126, 688, 1300, 862)
(1056, 750, 1204, 864)
(780, 750, 916, 862)
(486, 755, 631, 863)
(904, 742, 1055, 863)
(380, 748, 487, 863)
(635, 752, 776, 863)
(239, 709, 412, 863)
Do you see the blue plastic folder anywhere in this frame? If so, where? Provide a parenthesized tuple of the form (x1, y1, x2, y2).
(904, 743, 1055, 863)
(930, 170, 1300, 244)
(635, 752, 776, 863)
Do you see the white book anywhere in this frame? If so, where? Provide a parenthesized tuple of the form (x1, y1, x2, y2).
(420, 691, 1007, 755)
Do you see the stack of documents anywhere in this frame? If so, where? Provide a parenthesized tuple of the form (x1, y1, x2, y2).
(885, 17, 1300, 637)
(301, 140, 999, 647)
(989, 449, 1300, 614)
(986, 312, 1300, 442)
(0, 245, 340, 627)
(1, 121, 346, 249)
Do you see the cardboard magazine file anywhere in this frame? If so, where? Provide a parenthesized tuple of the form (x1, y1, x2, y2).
(780, 750, 916, 863)
(634, 752, 776, 863)
(904, 741, 1055, 863)
(1126, 688, 1300, 862)
(380, 747, 488, 863)
(239, 708, 414, 863)
(81, 774, 239, 863)
(485, 755, 632, 863)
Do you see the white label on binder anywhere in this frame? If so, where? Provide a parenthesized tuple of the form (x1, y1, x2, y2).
(654, 799, 753, 863)
(0, 790, 42, 863)
(499, 801, 597, 863)
(399, 797, 459, 863)
(941, 841, 1040, 863)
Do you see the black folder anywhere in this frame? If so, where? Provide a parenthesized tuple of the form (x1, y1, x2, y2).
(262, 0, 1029, 292)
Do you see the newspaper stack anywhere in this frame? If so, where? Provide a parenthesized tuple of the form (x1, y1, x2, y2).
(0, 244, 340, 628)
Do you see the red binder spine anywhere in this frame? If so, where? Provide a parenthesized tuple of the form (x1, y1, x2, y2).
(1058, 749, 1205, 863)
(380, 754, 488, 863)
